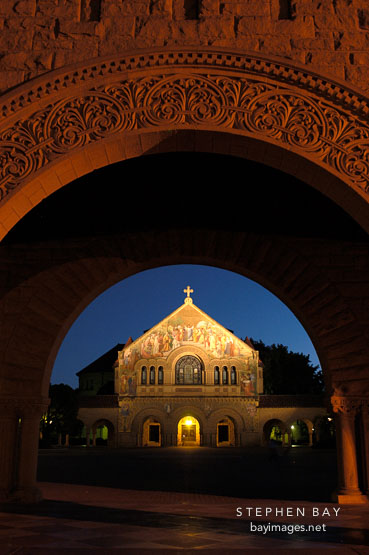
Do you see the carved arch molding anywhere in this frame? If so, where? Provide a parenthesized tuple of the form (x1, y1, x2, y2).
(1, 48, 369, 208)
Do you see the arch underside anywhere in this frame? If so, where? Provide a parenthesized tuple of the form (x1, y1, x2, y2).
(1, 228, 369, 403)
(1, 49, 369, 237)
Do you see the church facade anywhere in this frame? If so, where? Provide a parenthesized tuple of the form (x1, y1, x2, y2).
(77, 288, 328, 448)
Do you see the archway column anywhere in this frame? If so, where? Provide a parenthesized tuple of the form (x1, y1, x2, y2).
(308, 430, 313, 446)
(362, 406, 369, 496)
(84, 424, 92, 447)
(282, 426, 291, 447)
(92, 428, 97, 447)
(304, 420, 314, 447)
(9, 398, 49, 503)
(0, 401, 19, 500)
(331, 396, 368, 504)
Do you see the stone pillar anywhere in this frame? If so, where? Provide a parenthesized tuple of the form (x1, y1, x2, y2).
(308, 430, 313, 446)
(12, 398, 49, 503)
(86, 426, 91, 447)
(0, 401, 19, 500)
(331, 396, 368, 504)
(282, 428, 291, 447)
(362, 407, 369, 496)
(306, 422, 314, 447)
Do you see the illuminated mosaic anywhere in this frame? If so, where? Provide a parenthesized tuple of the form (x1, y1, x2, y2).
(117, 288, 258, 397)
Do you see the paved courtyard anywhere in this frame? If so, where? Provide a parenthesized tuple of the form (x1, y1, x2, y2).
(0, 446, 368, 552)
(37, 446, 338, 502)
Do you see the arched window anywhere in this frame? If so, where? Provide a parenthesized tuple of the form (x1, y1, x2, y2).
(141, 366, 147, 385)
(231, 366, 237, 385)
(175, 355, 203, 385)
(150, 366, 155, 385)
(214, 366, 220, 385)
(158, 366, 164, 385)
(222, 366, 228, 385)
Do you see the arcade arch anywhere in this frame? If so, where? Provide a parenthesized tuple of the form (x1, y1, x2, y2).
(82, 418, 116, 448)
(92, 419, 115, 447)
(131, 408, 166, 448)
(289, 419, 313, 447)
(0, 50, 369, 504)
(216, 417, 236, 447)
(263, 419, 287, 446)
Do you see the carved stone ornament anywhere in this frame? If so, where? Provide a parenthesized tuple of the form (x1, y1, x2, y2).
(331, 395, 364, 416)
(1, 49, 369, 201)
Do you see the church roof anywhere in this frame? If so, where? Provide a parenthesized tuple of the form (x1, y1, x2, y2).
(76, 343, 124, 376)
(119, 288, 256, 361)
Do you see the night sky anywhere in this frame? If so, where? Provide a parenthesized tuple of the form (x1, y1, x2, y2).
(51, 263, 321, 388)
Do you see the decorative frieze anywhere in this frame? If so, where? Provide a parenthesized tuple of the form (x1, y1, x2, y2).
(1, 51, 369, 203)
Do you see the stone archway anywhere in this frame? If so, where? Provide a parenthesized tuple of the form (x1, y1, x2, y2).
(216, 417, 236, 447)
(288, 418, 313, 446)
(208, 408, 244, 447)
(1, 50, 369, 504)
(1, 49, 369, 238)
(1, 230, 369, 502)
(263, 419, 287, 446)
(91, 418, 115, 448)
(142, 417, 162, 447)
(131, 408, 166, 448)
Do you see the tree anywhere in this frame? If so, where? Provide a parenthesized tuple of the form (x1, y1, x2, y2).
(251, 339, 324, 395)
(40, 384, 82, 445)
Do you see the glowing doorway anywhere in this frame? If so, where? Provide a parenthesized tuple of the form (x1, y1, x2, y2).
(178, 416, 200, 446)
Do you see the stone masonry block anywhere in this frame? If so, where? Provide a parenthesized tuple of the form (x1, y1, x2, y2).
(200, 0, 220, 17)
(237, 16, 272, 36)
(220, 0, 269, 17)
(0, 0, 367, 95)
(198, 15, 234, 42)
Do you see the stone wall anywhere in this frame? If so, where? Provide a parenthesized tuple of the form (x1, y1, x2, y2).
(1, 0, 369, 95)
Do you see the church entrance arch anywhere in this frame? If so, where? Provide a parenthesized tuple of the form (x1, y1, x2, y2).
(178, 416, 200, 447)
(217, 417, 236, 447)
(142, 417, 161, 447)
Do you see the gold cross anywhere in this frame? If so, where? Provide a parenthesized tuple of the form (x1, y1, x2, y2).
(184, 285, 193, 299)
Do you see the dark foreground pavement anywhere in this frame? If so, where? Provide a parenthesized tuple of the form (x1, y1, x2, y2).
(37, 446, 337, 501)
(0, 446, 368, 553)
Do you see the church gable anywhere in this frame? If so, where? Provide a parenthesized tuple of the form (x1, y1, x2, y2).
(118, 299, 255, 372)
